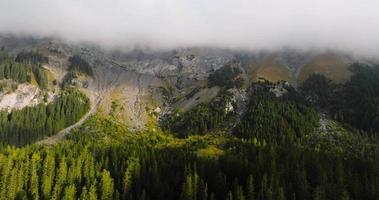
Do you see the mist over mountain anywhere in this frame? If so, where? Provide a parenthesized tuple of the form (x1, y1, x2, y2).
(1, 0, 379, 56)
(1, 1, 379, 200)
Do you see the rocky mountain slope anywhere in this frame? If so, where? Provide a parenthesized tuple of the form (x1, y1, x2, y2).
(0, 35, 376, 131)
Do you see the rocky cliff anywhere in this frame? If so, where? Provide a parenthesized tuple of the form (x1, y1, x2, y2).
(0, 35, 376, 129)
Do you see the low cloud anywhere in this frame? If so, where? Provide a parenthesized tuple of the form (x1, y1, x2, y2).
(1, 0, 379, 55)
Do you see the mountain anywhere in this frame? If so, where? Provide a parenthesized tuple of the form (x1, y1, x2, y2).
(1, 35, 374, 129)
(0, 35, 378, 200)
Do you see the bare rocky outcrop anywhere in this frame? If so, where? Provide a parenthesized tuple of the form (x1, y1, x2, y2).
(1, 35, 378, 132)
(0, 83, 55, 112)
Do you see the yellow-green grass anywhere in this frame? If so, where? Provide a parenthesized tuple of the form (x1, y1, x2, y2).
(298, 54, 352, 83)
(196, 145, 224, 159)
(30, 72, 39, 87)
(41, 67, 56, 89)
(252, 54, 293, 84)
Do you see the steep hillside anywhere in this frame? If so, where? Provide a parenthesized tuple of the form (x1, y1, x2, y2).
(252, 54, 293, 83)
(0, 35, 377, 142)
(0, 36, 378, 200)
(298, 53, 353, 83)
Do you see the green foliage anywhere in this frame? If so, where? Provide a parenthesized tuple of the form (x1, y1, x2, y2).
(0, 56, 377, 200)
(246, 175, 255, 200)
(0, 58, 31, 84)
(164, 81, 319, 144)
(61, 71, 77, 87)
(302, 64, 379, 136)
(234, 82, 319, 144)
(332, 63, 379, 135)
(15, 51, 48, 64)
(0, 112, 375, 200)
(62, 184, 76, 200)
(208, 62, 244, 88)
(302, 119, 379, 159)
(100, 170, 114, 200)
(41, 152, 55, 200)
(0, 50, 50, 89)
(162, 91, 235, 137)
(301, 73, 335, 108)
(0, 88, 90, 146)
(68, 55, 93, 76)
(61, 55, 92, 87)
(32, 66, 48, 89)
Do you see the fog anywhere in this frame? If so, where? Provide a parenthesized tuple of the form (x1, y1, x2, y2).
(1, 0, 379, 55)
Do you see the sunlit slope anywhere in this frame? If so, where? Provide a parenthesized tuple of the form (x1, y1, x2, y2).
(252, 54, 293, 83)
(298, 54, 352, 83)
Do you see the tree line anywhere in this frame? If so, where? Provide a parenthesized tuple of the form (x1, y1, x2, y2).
(0, 87, 90, 146)
(234, 82, 319, 144)
(162, 91, 236, 137)
(301, 63, 379, 136)
(0, 50, 49, 89)
(0, 114, 377, 200)
(68, 55, 93, 76)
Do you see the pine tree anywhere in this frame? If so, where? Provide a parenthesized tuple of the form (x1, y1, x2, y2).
(80, 186, 89, 200)
(227, 191, 233, 200)
(7, 168, 18, 200)
(88, 184, 97, 200)
(100, 170, 114, 200)
(51, 156, 68, 200)
(232, 179, 245, 200)
(313, 186, 324, 200)
(200, 183, 208, 200)
(62, 184, 76, 200)
(246, 175, 255, 200)
(29, 153, 41, 200)
(340, 190, 350, 200)
(259, 174, 268, 200)
(182, 174, 194, 200)
(41, 152, 55, 200)
(123, 157, 140, 198)
(278, 187, 286, 200)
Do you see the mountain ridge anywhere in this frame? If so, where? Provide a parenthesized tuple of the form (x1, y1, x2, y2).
(0, 35, 377, 131)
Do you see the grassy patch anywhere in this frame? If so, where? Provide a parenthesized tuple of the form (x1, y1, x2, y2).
(298, 54, 352, 83)
(252, 55, 293, 83)
(196, 145, 224, 159)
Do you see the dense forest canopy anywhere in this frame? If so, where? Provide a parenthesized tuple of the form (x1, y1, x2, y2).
(208, 62, 244, 89)
(15, 51, 49, 64)
(61, 55, 93, 87)
(234, 82, 319, 144)
(0, 113, 376, 200)
(0, 50, 49, 89)
(301, 63, 379, 136)
(332, 63, 379, 135)
(68, 55, 93, 76)
(0, 52, 378, 200)
(0, 50, 91, 146)
(162, 91, 235, 137)
(300, 74, 335, 108)
(0, 87, 90, 146)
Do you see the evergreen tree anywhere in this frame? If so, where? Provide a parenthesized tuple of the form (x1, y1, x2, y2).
(62, 184, 76, 200)
(80, 186, 89, 200)
(100, 170, 114, 200)
(41, 152, 55, 200)
(51, 156, 68, 200)
(88, 184, 97, 200)
(29, 153, 41, 200)
(246, 175, 255, 200)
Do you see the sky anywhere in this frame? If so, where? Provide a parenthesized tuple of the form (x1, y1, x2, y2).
(0, 0, 379, 55)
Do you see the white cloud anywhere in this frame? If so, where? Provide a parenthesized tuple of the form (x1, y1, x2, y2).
(1, 0, 379, 55)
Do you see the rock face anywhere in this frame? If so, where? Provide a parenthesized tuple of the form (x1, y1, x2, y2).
(0, 35, 377, 129)
(109, 48, 234, 79)
(0, 84, 55, 112)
